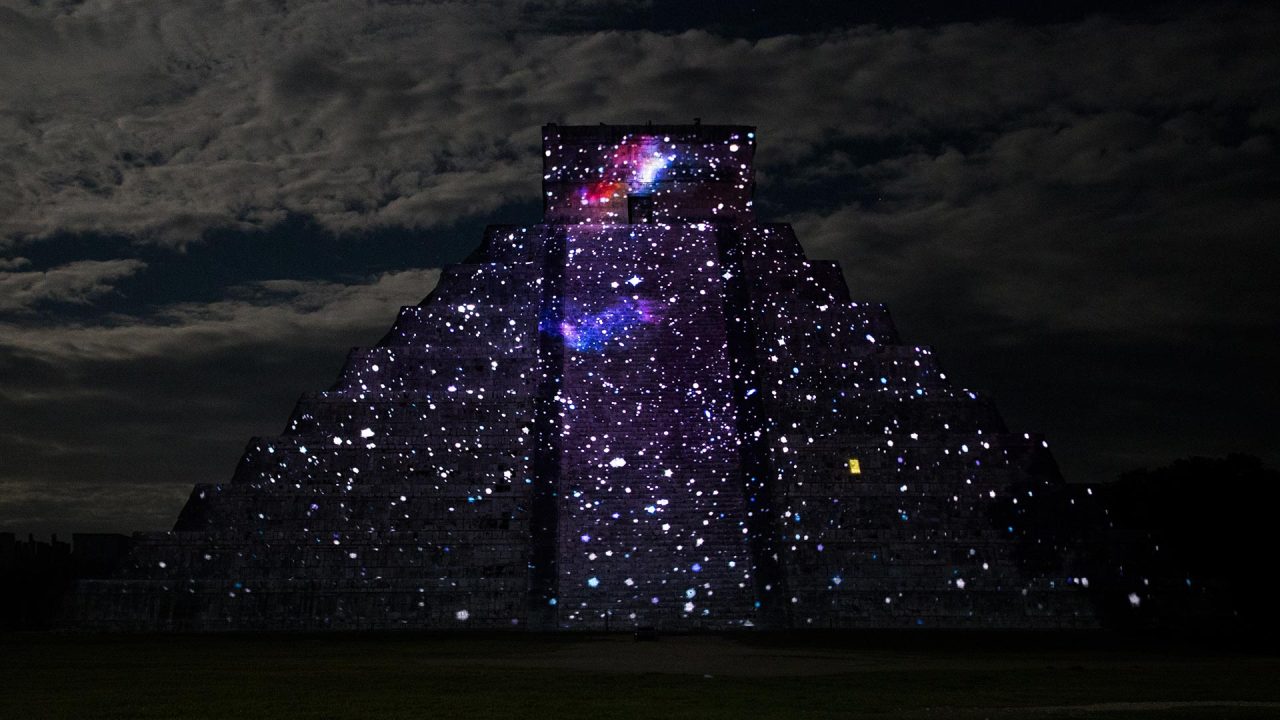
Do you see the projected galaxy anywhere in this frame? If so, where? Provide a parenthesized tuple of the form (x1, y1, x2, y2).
(576, 136, 673, 207)
(543, 124, 756, 224)
(557, 296, 660, 352)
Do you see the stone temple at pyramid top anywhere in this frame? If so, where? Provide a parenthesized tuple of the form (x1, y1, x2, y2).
(542, 123, 756, 224)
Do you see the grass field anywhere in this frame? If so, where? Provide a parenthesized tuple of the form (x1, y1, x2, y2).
(3, 632, 1277, 719)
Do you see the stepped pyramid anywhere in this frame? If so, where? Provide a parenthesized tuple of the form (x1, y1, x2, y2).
(79, 124, 1095, 630)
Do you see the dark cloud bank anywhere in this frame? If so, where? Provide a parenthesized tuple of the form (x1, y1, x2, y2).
(1, 0, 1276, 534)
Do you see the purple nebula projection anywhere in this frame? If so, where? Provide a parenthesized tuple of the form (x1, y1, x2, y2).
(544, 124, 756, 224)
(577, 136, 674, 206)
(557, 296, 661, 352)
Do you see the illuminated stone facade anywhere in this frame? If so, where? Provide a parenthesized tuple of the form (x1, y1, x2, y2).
(78, 124, 1094, 630)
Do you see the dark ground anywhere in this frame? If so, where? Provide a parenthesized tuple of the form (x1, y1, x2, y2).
(3, 632, 1277, 719)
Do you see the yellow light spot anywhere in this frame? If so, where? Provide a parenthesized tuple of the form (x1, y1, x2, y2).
(848, 458, 861, 475)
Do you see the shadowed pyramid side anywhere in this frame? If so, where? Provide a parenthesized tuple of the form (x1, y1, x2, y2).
(77, 229, 557, 630)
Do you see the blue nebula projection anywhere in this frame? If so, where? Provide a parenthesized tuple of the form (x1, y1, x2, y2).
(555, 297, 660, 352)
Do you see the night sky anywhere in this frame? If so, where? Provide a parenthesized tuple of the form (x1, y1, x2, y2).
(1, 0, 1276, 536)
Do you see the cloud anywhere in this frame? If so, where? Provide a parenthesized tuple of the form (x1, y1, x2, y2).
(791, 107, 1280, 340)
(0, 266, 440, 532)
(3, 1, 1274, 250)
(0, 478, 192, 535)
(0, 258, 146, 312)
(0, 266, 440, 361)
(0, 0, 544, 246)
